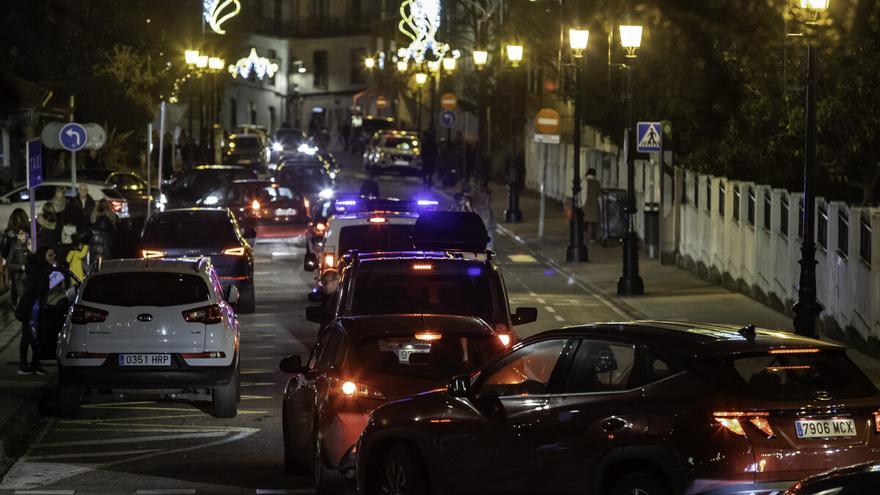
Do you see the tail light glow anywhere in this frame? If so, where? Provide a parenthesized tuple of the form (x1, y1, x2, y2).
(715, 417, 747, 436)
(323, 254, 335, 267)
(141, 249, 165, 259)
(415, 331, 442, 341)
(336, 379, 386, 399)
(181, 351, 227, 359)
(497, 334, 512, 347)
(182, 304, 223, 324)
(873, 411, 880, 434)
(315, 222, 326, 232)
(749, 417, 776, 437)
(368, 217, 387, 223)
(713, 411, 770, 437)
(71, 304, 108, 324)
(341, 381, 357, 395)
(412, 264, 433, 270)
(494, 324, 514, 346)
(223, 246, 246, 256)
(251, 199, 261, 210)
(109, 199, 125, 213)
(768, 348, 820, 354)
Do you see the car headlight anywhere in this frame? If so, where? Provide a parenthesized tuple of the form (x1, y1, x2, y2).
(204, 195, 220, 206)
(158, 193, 168, 204)
(319, 188, 334, 200)
(329, 172, 337, 179)
(272, 142, 283, 152)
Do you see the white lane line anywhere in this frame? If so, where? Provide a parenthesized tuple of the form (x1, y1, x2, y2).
(24, 449, 162, 461)
(508, 254, 538, 263)
(544, 306, 556, 313)
(136, 490, 196, 495)
(536, 298, 546, 304)
(35, 431, 227, 448)
(554, 315, 566, 322)
(241, 382, 276, 387)
(242, 368, 274, 375)
(528, 291, 538, 297)
(13, 491, 76, 495)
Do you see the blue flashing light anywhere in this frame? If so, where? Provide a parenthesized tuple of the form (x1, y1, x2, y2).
(417, 199, 439, 206)
(337, 200, 358, 206)
(467, 267, 482, 277)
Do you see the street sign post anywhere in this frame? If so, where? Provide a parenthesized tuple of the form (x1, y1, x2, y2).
(440, 93, 457, 111)
(60, 122, 87, 186)
(534, 108, 562, 238)
(440, 110, 456, 128)
(25, 139, 43, 250)
(636, 122, 662, 153)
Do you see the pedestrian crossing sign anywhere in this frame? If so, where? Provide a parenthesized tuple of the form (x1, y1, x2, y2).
(637, 122, 662, 153)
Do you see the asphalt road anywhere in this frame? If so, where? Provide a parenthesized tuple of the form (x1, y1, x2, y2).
(0, 161, 626, 494)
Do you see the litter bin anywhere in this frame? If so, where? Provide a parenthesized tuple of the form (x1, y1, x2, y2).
(643, 201, 659, 258)
(599, 188, 627, 247)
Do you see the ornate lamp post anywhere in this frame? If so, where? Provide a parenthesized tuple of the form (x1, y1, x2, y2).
(616, 24, 646, 296)
(793, 0, 830, 337)
(504, 43, 524, 223)
(566, 27, 589, 262)
(473, 49, 489, 182)
(415, 72, 428, 134)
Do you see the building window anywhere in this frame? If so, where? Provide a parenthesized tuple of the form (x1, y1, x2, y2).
(350, 48, 367, 84)
(313, 50, 328, 89)
(747, 187, 755, 226)
(763, 192, 771, 231)
(230, 98, 238, 128)
(718, 182, 725, 217)
(267, 49, 278, 86)
(860, 214, 872, 266)
(705, 180, 711, 213)
(780, 197, 789, 237)
(732, 185, 740, 222)
(269, 106, 277, 132)
(249, 101, 257, 125)
(838, 209, 849, 258)
(818, 203, 828, 248)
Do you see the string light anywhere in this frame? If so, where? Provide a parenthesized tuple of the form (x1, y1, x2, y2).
(228, 48, 279, 80)
(203, 0, 241, 35)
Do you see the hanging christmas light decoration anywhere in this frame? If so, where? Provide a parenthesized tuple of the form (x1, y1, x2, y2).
(397, 0, 449, 64)
(228, 48, 279, 80)
(204, 0, 241, 35)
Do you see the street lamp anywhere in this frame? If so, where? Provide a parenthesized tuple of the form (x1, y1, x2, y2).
(414, 72, 428, 85)
(196, 55, 209, 69)
(504, 43, 525, 223)
(565, 27, 590, 262)
(793, 0, 830, 337)
(472, 50, 488, 69)
(617, 23, 645, 296)
(185, 50, 201, 66)
(397, 60, 408, 73)
(442, 57, 457, 72)
(364, 57, 376, 70)
(473, 49, 489, 182)
(415, 72, 428, 134)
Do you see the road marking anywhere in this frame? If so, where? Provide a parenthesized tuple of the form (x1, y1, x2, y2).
(554, 315, 566, 322)
(24, 448, 163, 461)
(136, 490, 196, 495)
(536, 298, 546, 304)
(241, 395, 273, 400)
(35, 431, 228, 448)
(13, 491, 76, 495)
(544, 306, 556, 313)
(241, 382, 276, 387)
(507, 254, 538, 263)
(242, 368, 274, 375)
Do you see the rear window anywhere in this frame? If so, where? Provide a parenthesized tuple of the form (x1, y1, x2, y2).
(101, 188, 124, 199)
(338, 224, 414, 255)
(82, 272, 209, 307)
(729, 352, 877, 401)
(350, 265, 496, 321)
(352, 334, 504, 379)
(143, 219, 238, 244)
(231, 137, 261, 150)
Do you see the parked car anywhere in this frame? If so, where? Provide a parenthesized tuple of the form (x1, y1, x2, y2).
(56, 258, 241, 418)
(139, 208, 256, 313)
(784, 460, 880, 494)
(75, 168, 151, 218)
(355, 322, 880, 495)
(280, 315, 507, 494)
(0, 180, 129, 228)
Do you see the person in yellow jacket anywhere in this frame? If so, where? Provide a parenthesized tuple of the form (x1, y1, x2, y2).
(65, 241, 89, 282)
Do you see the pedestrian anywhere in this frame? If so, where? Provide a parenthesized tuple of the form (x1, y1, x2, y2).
(4, 209, 31, 308)
(68, 183, 95, 232)
(37, 202, 61, 249)
(472, 181, 496, 250)
(421, 129, 437, 188)
(50, 186, 69, 224)
(15, 245, 55, 375)
(65, 234, 89, 283)
(89, 199, 118, 262)
(179, 129, 195, 170)
(584, 168, 601, 242)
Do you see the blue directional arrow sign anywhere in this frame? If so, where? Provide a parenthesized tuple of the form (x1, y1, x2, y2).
(636, 122, 662, 153)
(440, 110, 456, 128)
(59, 122, 88, 152)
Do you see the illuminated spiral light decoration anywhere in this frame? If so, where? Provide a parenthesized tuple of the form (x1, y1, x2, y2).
(397, 0, 450, 64)
(204, 0, 241, 35)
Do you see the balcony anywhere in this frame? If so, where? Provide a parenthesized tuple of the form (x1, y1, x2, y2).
(256, 14, 380, 38)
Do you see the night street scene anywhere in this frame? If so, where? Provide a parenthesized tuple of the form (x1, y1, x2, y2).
(2, 0, 880, 494)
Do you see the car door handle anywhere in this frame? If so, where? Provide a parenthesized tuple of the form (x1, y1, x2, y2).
(600, 417, 629, 433)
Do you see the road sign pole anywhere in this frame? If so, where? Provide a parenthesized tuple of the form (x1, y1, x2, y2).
(539, 143, 548, 239)
(618, 63, 645, 295)
(71, 151, 77, 186)
(566, 59, 587, 262)
(157, 101, 167, 197)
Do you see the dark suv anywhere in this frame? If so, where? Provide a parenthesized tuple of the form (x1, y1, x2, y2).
(355, 322, 880, 495)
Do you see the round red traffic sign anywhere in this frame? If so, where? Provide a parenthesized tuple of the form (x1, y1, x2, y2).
(440, 93, 457, 110)
(535, 108, 561, 134)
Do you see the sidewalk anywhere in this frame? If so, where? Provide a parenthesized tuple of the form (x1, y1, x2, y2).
(476, 181, 880, 385)
(0, 298, 52, 477)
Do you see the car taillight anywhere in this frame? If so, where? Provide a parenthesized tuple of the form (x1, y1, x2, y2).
(873, 411, 880, 433)
(109, 199, 125, 213)
(336, 379, 385, 400)
(223, 246, 246, 256)
(181, 351, 227, 359)
(713, 411, 771, 437)
(369, 217, 387, 223)
(182, 304, 223, 324)
(251, 199, 261, 211)
(323, 253, 335, 267)
(141, 249, 165, 259)
(315, 222, 326, 232)
(71, 304, 108, 324)
(494, 324, 513, 347)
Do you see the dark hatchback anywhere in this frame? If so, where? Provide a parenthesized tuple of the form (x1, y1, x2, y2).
(225, 179, 308, 236)
(76, 168, 151, 218)
(139, 208, 256, 313)
(224, 133, 267, 171)
(162, 165, 258, 209)
(274, 159, 334, 201)
(355, 322, 880, 495)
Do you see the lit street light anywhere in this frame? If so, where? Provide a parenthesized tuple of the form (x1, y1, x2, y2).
(793, 0, 830, 337)
(617, 23, 646, 296)
(415, 72, 428, 133)
(364, 57, 376, 70)
(565, 27, 589, 262)
(472, 50, 488, 68)
(504, 43, 525, 223)
(442, 57, 456, 72)
(397, 60, 408, 73)
(473, 49, 489, 181)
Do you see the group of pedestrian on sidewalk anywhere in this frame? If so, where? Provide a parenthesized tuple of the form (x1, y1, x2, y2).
(4, 184, 120, 376)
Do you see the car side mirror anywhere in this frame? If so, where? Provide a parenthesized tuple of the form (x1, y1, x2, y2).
(227, 285, 240, 307)
(447, 374, 472, 398)
(512, 307, 538, 326)
(307, 291, 323, 303)
(279, 354, 304, 374)
(303, 252, 318, 272)
(244, 227, 257, 239)
(305, 305, 326, 324)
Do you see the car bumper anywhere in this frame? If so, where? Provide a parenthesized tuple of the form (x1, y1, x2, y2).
(59, 352, 238, 389)
(689, 479, 796, 495)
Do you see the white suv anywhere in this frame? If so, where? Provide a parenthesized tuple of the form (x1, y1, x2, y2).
(56, 258, 241, 418)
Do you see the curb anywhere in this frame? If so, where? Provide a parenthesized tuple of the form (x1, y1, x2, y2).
(0, 380, 51, 479)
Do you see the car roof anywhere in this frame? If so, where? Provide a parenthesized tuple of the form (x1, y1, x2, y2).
(151, 208, 230, 220)
(232, 179, 272, 185)
(356, 252, 487, 264)
(92, 258, 209, 276)
(336, 315, 494, 340)
(191, 164, 248, 171)
(528, 321, 841, 357)
(333, 211, 419, 221)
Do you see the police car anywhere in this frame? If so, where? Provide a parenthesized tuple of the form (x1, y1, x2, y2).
(306, 211, 537, 346)
(56, 258, 241, 418)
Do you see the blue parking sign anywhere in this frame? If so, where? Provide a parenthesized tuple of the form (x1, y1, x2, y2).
(26, 139, 42, 189)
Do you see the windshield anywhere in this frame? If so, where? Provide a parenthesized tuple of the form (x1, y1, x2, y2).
(278, 166, 328, 190)
(353, 334, 504, 379)
(728, 351, 878, 401)
(82, 272, 209, 307)
(338, 224, 414, 255)
(350, 266, 495, 321)
(178, 171, 239, 196)
(230, 137, 261, 151)
(143, 218, 238, 245)
(383, 137, 419, 151)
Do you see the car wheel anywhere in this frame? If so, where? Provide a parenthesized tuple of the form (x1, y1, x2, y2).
(376, 445, 429, 495)
(212, 368, 239, 418)
(239, 284, 256, 314)
(611, 472, 669, 495)
(282, 405, 309, 475)
(57, 384, 81, 419)
(315, 438, 345, 495)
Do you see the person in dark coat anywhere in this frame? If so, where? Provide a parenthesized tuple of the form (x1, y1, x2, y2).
(67, 183, 95, 232)
(89, 199, 118, 261)
(6, 228, 31, 308)
(37, 202, 61, 249)
(15, 245, 55, 375)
